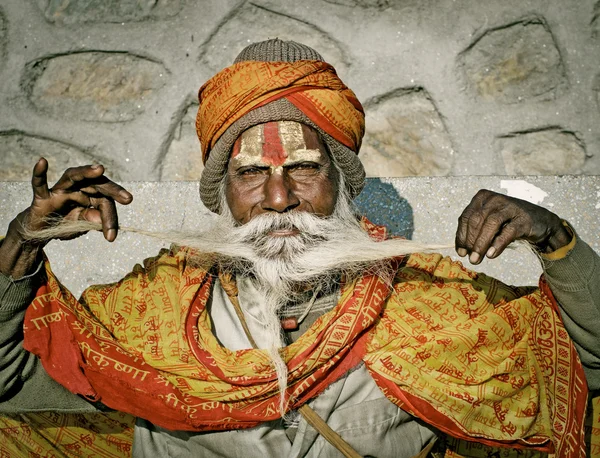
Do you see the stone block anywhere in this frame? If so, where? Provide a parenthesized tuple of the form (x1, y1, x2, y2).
(35, 0, 182, 24)
(459, 19, 567, 103)
(159, 103, 204, 180)
(496, 128, 586, 175)
(0, 131, 120, 182)
(361, 88, 454, 176)
(199, 3, 348, 73)
(321, 0, 428, 9)
(23, 52, 168, 122)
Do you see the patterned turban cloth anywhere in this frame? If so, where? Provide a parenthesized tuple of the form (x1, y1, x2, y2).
(196, 38, 366, 213)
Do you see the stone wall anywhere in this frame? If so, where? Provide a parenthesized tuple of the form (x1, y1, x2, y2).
(0, 0, 598, 183)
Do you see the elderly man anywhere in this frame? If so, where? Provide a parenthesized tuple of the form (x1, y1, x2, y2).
(0, 39, 598, 457)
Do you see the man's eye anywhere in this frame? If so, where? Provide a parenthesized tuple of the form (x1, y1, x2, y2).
(238, 167, 267, 176)
(288, 162, 321, 176)
(286, 162, 321, 180)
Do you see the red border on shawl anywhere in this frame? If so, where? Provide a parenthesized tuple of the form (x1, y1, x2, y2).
(368, 371, 553, 453)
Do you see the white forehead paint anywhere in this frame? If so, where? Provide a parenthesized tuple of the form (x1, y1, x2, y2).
(231, 121, 324, 174)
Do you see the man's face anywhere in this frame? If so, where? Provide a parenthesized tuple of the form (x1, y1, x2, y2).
(225, 121, 339, 225)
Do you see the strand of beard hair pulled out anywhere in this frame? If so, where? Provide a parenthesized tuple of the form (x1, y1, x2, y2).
(19, 209, 537, 285)
(18, 212, 457, 271)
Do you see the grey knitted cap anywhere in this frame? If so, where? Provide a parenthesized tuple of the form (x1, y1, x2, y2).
(199, 38, 366, 214)
(234, 38, 324, 63)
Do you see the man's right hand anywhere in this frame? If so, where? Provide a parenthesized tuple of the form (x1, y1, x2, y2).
(0, 158, 133, 278)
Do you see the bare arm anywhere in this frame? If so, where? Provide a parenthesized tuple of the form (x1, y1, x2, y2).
(0, 158, 133, 279)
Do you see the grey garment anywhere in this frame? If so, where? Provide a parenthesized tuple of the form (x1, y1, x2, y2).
(541, 233, 600, 390)
(0, 262, 98, 415)
(134, 365, 436, 458)
(208, 276, 344, 351)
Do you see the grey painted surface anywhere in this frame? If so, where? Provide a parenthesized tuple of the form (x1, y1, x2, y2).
(1, 176, 598, 297)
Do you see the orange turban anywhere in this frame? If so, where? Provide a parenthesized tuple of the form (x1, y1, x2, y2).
(196, 60, 365, 164)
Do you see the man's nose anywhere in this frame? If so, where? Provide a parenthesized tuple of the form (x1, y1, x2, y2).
(261, 171, 300, 213)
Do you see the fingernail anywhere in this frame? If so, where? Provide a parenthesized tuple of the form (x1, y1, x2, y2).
(106, 229, 116, 241)
(120, 190, 132, 200)
(486, 247, 496, 258)
(91, 164, 102, 169)
(457, 248, 467, 257)
(469, 252, 480, 264)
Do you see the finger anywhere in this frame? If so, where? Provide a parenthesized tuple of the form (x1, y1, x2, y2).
(455, 212, 473, 257)
(64, 191, 96, 209)
(70, 207, 103, 235)
(69, 205, 101, 224)
(455, 190, 490, 257)
(31, 158, 50, 200)
(469, 214, 507, 264)
(51, 164, 106, 191)
(80, 181, 133, 206)
(486, 222, 521, 259)
(90, 197, 119, 242)
(456, 208, 486, 258)
(44, 190, 94, 213)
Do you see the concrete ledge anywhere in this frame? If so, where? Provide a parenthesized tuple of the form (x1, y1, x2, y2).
(1, 176, 598, 297)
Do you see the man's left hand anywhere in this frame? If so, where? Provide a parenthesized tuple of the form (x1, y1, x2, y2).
(455, 189, 572, 264)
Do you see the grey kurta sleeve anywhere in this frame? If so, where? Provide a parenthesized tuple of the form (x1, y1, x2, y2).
(0, 265, 99, 414)
(542, 235, 600, 391)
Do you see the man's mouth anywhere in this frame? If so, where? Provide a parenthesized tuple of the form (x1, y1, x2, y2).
(268, 228, 300, 237)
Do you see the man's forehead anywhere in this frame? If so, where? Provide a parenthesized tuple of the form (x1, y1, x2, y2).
(231, 121, 326, 168)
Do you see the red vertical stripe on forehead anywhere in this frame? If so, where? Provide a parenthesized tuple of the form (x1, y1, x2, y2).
(262, 122, 287, 167)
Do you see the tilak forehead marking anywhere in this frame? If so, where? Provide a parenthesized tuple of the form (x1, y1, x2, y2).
(262, 121, 287, 167)
(231, 121, 323, 169)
